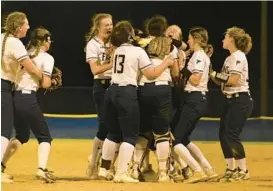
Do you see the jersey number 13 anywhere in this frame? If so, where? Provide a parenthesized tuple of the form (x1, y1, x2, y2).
(114, 54, 125, 73)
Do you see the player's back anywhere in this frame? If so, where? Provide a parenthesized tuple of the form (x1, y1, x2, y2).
(111, 43, 152, 87)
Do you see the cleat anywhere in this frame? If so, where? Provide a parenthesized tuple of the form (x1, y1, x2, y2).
(204, 168, 218, 181)
(36, 168, 56, 183)
(114, 173, 139, 183)
(186, 171, 207, 183)
(131, 168, 140, 180)
(1, 173, 13, 183)
(141, 164, 154, 174)
(1, 163, 14, 180)
(170, 168, 183, 182)
(131, 167, 145, 181)
(218, 168, 237, 182)
(230, 168, 250, 181)
(182, 166, 193, 180)
(157, 171, 170, 182)
(98, 167, 114, 181)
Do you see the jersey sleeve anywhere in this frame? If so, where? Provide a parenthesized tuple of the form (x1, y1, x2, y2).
(12, 39, 29, 62)
(228, 54, 244, 74)
(42, 55, 55, 76)
(86, 41, 98, 63)
(138, 48, 153, 71)
(169, 46, 179, 60)
(192, 53, 206, 73)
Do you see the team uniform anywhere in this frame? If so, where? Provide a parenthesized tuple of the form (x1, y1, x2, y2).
(102, 43, 153, 183)
(11, 48, 55, 183)
(138, 46, 178, 137)
(86, 37, 112, 141)
(1, 34, 29, 141)
(13, 49, 54, 146)
(219, 50, 253, 180)
(132, 47, 178, 182)
(173, 49, 209, 146)
(172, 49, 217, 183)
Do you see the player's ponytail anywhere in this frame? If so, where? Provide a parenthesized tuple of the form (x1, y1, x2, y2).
(226, 26, 252, 55)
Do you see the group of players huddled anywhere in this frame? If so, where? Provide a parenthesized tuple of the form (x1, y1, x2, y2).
(1, 11, 253, 184)
(85, 13, 253, 184)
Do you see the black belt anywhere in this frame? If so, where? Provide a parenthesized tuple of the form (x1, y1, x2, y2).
(138, 81, 171, 86)
(95, 79, 111, 85)
(224, 92, 250, 99)
(184, 91, 206, 95)
(15, 90, 36, 94)
(112, 83, 136, 88)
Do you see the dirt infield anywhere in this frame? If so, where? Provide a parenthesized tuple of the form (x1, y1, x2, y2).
(2, 139, 273, 191)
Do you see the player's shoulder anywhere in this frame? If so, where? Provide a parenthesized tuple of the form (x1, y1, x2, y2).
(3, 34, 24, 47)
(193, 49, 205, 59)
(43, 52, 54, 62)
(86, 38, 100, 48)
(233, 50, 246, 60)
(36, 51, 54, 63)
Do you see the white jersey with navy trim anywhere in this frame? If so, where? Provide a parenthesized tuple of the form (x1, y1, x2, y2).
(15, 49, 54, 92)
(138, 46, 178, 83)
(1, 33, 29, 82)
(86, 37, 111, 79)
(111, 43, 153, 87)
(222, 50, 249, 94)
(184, 49, 210, 92)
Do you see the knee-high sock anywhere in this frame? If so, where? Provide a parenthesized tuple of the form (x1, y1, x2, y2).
(2, 138, 22, 165)
(174, 144, 202, 172)
(101, 138, 117, 170)
(38, 142, 51, 170)
(156, 141, 170, 171)
(225, 158, 235, 170)
(187, 142, 212, 170)
(142, 148, 150, 169)
(172, 148, 188, 169)
(237, 158, 247, 171)
(116, 142, 134, 174)
(133, 137, 148, 169)
(1, 136, 10, 161)
(89, 137, 104, 169)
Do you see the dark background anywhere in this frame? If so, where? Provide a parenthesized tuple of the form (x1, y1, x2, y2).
(2, 1, 273, 116)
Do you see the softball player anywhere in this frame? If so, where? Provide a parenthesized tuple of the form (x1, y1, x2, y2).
(210, 27, 253, 181)
(98, 20, 174, 183)
(165, 25, 193, 180)
(173, 27, 217, 183)
(2, 27, 56, 183)
(85, 13, 115, 179)
(1, 12, 43, 183)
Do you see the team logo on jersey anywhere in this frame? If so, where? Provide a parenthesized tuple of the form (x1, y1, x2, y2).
(196, 59, 201, 64)
(236, 60, 241, 65)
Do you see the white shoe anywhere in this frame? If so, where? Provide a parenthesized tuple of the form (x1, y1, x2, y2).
(98, 167, 114, 180)
(114, 173, 139, 183)
(229, 168, 250, 182)
(204, 168, 218, 181)
(158, 171, 170, 182)
(182, 166, 193, 180)
(186, 171, 207, 183)
(36, 168, 55, 183)
(131, 168, 140, 180)
(1, 173, 13, 183)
